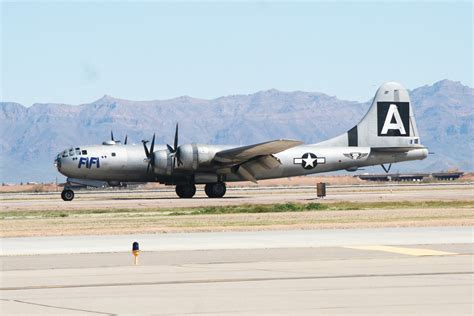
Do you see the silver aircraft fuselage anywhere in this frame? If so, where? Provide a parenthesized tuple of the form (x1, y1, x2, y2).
(56, 142, 427, 184)
(54, 82, 429, 200)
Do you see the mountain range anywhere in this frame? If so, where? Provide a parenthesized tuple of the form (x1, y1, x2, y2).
(1, 79, 472, 183)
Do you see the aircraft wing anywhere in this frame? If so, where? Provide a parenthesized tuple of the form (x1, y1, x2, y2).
(213, 139, 303, 183)
(214, 139, 303, 164)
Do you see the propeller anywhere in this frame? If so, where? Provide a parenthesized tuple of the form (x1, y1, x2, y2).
(111, 130, 128, 145)
(142, 133, 155, 172)
(166, 123, 183, 168)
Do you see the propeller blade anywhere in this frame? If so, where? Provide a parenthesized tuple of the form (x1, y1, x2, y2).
(173, 123, 179, 151)
(111, 131, 114, 141)
(124, 135, 128, 145)
(176, 147, 183, 166)
(166, 144, 174, 153)
(142, 140, 150, 157)
(141, 134, 155, 173)
(150, 133, 155, 154)
(147, 161, 151, 173)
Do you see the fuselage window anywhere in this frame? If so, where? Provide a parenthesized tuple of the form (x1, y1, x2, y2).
(82, 150, 88, 155)
(111, 152, 116, 157)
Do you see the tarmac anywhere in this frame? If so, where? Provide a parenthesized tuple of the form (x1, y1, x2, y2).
(2, 182, 473, 211)
(1, 227, 473, 315)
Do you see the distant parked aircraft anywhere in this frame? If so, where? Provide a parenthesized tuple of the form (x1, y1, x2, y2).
(55, 82, 428, 200)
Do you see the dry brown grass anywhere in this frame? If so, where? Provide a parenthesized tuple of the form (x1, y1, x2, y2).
(0, 183, 60, 193)
(2, 207, 472, 237)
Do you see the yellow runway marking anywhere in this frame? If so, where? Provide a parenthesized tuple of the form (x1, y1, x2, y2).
(344, 245, 457, 256)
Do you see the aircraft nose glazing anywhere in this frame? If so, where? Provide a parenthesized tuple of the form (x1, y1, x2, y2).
(54, 153, 62, 170)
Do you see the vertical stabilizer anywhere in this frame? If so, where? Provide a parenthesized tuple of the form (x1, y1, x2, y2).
(316, 82, 423, 149)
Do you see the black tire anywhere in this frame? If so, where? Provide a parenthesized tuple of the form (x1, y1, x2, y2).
(204, 183, 226, 198)
(61, 189, 74, 201)
(204, 184, 212, 197)
(175, 184, 196, 198)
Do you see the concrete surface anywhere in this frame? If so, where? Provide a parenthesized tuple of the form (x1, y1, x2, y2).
(1, 226, 472, 255)
(1, 227, 473, 315)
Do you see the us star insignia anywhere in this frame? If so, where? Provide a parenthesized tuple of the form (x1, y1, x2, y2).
(293, 153, 326, 170)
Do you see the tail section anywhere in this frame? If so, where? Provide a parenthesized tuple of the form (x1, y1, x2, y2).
(316, 82, 423, 149)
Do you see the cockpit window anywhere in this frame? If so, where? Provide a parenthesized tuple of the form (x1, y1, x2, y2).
(62, 150, 68, 158)
(69, 148, 75, 156)
(75, 149, 81, 155)
(82, 150, 88, 155)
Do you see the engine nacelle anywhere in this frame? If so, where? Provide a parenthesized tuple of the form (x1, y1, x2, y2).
(152, 144, 219, 175)
(177, 144, 215, 170)
(153, 150, 173, 175)
(176, 144, 215, 171)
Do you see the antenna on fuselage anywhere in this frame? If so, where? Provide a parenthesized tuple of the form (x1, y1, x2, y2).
(103, 130, 120, 145)
(108, 130, 128, 145)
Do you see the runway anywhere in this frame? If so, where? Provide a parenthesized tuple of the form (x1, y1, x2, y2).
(1, 184, 473, 314)
(2, 182, 473, 212)
(1, 226, 472, 255)
(1, 227, 473, 315)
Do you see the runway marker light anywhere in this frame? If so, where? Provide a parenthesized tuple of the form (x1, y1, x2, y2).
(132, 241, 140, 265)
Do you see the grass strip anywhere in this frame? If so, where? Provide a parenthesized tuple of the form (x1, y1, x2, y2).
(168, 200, 473, 215)
(1, 200, 473, 220)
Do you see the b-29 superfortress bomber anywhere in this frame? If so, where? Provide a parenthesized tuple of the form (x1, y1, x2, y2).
(55, 82, 428, 201)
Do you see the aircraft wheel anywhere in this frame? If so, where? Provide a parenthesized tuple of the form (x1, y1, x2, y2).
(61, 189, 74, 201)
(175, 184, 196, 198)
(204, 182, 226, 198)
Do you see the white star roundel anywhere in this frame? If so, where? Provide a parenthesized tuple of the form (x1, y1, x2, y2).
(293, 153, 326, 170)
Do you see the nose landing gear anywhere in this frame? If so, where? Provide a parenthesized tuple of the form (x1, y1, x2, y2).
(61, 189, 75, 201)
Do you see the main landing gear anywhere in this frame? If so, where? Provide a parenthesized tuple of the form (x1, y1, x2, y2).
(175, 184, 197, 198)
(61, 189, 75, 201)
(174, 183, 227, 198)
(204, 182, 226, 198)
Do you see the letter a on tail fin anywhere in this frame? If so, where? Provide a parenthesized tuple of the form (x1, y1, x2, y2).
(315, 82, 422, 149)
(378, 102, 410, 136)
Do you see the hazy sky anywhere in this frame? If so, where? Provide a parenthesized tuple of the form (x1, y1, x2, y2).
(1, 1, 472, 106)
